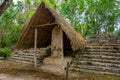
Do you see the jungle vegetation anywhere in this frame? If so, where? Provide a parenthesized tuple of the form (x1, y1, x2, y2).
(0, 0, 120, 47)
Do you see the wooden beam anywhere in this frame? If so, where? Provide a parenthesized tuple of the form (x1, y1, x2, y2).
(34, 27, 50, 33)
(36, 23, 60, 27)
(34, 28, 37, 68)
(30, 23, 60, 28)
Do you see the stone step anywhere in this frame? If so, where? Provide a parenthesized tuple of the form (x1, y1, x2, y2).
(84, 49, 120, 52)
(12, 55, 44, 62)
(13, 55, 34, 59)
(14, 53, 34, 56)
(71, 65, 120, 73)
(86, 43, 120, 46)
(79, 54, 120, 60)
(9, 58, 33, 64)
(10, 53, 46, 64)
(73, 58, 120, 64)
(83, 52, 120, 57)
(87, 40, 120, 42)
(14, 49, 47, 53)
(72, 61, 120, 68)
(85, 46, 120, 49)
(13, 55, 43, 59)
(11, 51, 47, 63)
(69, 68, 120, 76)
(10, 57, 42, 64)
(11, 56, 43, 60)
(12, 56, 34, 60)
(11, 57, 34, 61)
(13, 52, 45, 56)
(10, 58, 34, 63)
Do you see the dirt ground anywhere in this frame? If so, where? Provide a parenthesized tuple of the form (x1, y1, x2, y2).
(0, 60, 65, 80)
(0, 59, 120, 80)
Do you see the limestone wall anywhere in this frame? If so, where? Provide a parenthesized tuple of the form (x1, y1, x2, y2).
(10, 46, 51, 64)
(70, 34, 120, 76)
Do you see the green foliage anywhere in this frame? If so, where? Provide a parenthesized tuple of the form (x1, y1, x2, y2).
(0, 48, 12, 59)
(58, 0, 120, 37)
(0, 1, 25, 47)
(115, 29, 120, 37)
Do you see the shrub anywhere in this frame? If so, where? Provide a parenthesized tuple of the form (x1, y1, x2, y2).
(0, 48, 12, 59)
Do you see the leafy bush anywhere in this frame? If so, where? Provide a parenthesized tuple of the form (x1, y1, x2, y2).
(0, 48, 12, 59)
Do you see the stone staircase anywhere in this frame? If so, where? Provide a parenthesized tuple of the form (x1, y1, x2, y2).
(10, 48, 50, 64)
(70, 40, 120, 76)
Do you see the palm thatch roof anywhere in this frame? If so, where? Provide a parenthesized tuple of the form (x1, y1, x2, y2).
(17, 2, 86, 51)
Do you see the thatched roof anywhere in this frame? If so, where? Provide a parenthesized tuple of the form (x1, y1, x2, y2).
(17, 2, 86, 51)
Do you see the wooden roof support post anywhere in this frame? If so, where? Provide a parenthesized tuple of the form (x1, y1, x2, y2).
(34, 28, 37, 68)
(61, 28, 64, 70)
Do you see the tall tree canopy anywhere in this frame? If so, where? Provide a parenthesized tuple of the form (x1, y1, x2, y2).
(58, 0, 120, 36)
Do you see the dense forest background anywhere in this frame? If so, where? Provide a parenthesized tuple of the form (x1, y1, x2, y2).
(0, 0, 120, 48)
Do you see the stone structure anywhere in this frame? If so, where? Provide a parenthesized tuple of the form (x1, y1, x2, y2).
(70, 34, 120, 76)
(51, 27, 63, 58)
(10, 46, 50, 64)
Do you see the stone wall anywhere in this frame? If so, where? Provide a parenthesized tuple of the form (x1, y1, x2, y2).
(70, 34, 120, 76)
(10, 46, 51, 64)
